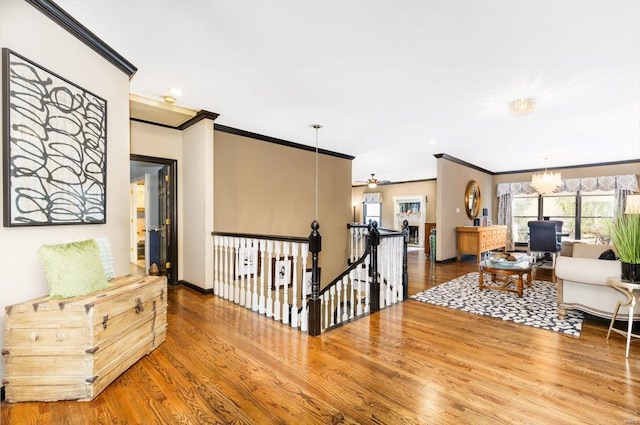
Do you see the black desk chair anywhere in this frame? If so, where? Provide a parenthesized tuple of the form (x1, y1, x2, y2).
(528, 220, 562, 268)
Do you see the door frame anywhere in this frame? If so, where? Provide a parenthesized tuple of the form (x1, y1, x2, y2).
(130, 154, 179, 286)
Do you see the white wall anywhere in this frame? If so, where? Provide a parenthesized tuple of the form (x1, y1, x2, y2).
(130, 121, 185, 280)
(181, 119, 215, 289)
(0, 0, 131, 381)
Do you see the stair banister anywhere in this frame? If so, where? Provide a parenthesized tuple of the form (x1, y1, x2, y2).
(369, 221, 381, 313)
(308, 220, 322, 336)
(401, 219, 409, 301)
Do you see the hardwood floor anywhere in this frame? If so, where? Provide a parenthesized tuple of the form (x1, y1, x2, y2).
(3, 252, 639, 424)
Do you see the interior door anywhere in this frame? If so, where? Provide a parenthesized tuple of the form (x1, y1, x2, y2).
(144, 173, 151, 273)
(158, 165, 171, 283)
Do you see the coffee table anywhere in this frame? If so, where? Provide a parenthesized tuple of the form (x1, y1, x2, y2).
(479, 259, 533, 297)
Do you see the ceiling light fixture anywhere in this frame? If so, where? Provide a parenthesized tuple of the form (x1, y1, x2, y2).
(368, 181, 377, 189)
(531, 157, 562, 195)
(168, 87, 183, 97)
(310, 124, 322, 222)
(509, 97, 536, 116)
(163, 95, 176, 105)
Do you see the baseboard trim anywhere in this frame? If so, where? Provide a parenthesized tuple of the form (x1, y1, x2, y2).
(178, 280, 213, 295)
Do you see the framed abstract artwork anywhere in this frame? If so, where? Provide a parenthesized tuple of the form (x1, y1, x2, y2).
(2, 49, 107, 227)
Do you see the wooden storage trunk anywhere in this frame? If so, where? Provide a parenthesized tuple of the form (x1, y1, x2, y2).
(3, 275, 167, 402)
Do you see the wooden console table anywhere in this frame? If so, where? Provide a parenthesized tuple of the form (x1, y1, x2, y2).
(456, 225, 507, 262)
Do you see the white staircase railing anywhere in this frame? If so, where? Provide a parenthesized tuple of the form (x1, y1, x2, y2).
(212, 221, 409, 335)
(213, 233, 309, 330)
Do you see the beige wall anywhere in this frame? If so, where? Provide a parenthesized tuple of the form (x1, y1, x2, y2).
(436, 158, 493, 261)
(130, 121, 185, 280)
(214, 131, 352, 285)
(0, 0, 131, 381)
(351, 180, 437, 229)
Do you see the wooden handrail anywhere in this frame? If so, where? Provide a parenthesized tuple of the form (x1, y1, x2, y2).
(319, 244, 371, 297)
(211, 231, 308, 243)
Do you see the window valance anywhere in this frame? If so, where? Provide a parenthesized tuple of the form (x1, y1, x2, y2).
(496, 174, 639, 197)
(362, 192, 383, 203)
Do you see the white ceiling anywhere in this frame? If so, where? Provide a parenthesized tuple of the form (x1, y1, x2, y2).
(56, 0, 640, 183)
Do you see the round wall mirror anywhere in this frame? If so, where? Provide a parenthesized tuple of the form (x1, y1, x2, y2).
(464, 180, 481, 219)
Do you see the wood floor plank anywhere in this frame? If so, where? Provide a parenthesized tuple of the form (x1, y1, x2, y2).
(3, 252, 640, 424)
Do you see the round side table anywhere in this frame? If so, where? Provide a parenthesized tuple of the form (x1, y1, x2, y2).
(606, 277, 640, 358)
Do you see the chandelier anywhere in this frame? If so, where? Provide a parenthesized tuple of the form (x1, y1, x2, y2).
(531, 158, 562, 195)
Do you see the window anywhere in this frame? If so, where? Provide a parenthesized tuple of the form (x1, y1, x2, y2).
(542, 195, 576, 239)
(512, 196, 538, 243)
(579, 192, 615, 243)
(363, 202, 381, 226)
(511, 191, 615, 244)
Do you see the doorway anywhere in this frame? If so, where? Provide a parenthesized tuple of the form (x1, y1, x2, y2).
(130, 154, 178, 286)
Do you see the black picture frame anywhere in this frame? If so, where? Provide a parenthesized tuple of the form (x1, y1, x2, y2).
(234, 248, 261, 278)
(2, 49, 107, 227)
(271, 256, 293, 290)
(304, 267, 321, 296)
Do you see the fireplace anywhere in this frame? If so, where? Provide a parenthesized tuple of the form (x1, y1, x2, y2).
(408, 225, 420, 245)
(393, 195, 427, 248)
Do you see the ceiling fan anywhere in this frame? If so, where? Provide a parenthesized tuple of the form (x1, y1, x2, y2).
(358, 173, 390, 188)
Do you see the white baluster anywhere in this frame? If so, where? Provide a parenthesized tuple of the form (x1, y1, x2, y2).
(290, 242, 299, 328)
(343, 276, 350, 322)
(395, 237, 402, 304)
(266, 240, 274, 318)
(273, 240, 281, 322)
(329, 286, 336, 326)
(323, 292, 330, 330)
(251, 238, 259, 311)
(335, 281, 342, 326)
(224, 236, 231, 300)
(233, 238, 241, 304)
(300, 243, 309, 331)
(213, 236, 219, 296)
(281, 242, 290, 324)
(356, 260, 363, 316)
(259, 240, 266, 314)
(240, 239, 253, 308)
(350, 226, 355, 264)
(364, 253, 371, 314)
(385, 238, 392, 307)
(237, 238, 249, 307)
(344, 270, 356, 319)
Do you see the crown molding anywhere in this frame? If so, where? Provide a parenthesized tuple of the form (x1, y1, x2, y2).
(25, 0, 137, 78)
(433, 153, 494, 175)
(214, 124, 355, 161)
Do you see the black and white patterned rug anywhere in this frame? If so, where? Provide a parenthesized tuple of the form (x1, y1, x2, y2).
(410, 272, 584, 337)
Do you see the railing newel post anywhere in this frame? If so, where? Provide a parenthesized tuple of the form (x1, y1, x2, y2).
(369, 221, 381, 313)
(308, 221, 322, 336)
(402, 219, 409, 301)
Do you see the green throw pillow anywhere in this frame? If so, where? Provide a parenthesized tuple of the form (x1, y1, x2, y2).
(37, 239, 109, 299)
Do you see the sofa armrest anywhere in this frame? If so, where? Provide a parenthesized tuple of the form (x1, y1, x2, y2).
(555, 256, 620, 286)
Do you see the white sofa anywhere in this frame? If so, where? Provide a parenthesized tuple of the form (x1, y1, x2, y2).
(555, 243, 639, 320)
